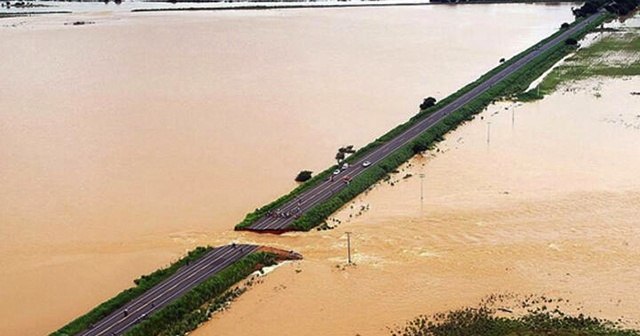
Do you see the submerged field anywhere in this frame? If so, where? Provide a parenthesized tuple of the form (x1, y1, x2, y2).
(194, 13, 640, 336)
(0, 4, 578, 334)
(391, 295, 640, 336)
(197, 75, 640, 336)
(2, 3, 639, 335)
(538, 15, 640, 94)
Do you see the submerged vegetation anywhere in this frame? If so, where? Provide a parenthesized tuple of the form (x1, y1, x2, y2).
(390, 295, 639, 336)
(525, 25, 640, 98)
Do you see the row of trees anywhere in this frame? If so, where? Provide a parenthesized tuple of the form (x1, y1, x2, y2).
(573, 0, 639, 17)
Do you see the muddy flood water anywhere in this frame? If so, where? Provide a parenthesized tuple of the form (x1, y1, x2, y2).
(199, 76, 640, 336)
(3, 3, 631, 335)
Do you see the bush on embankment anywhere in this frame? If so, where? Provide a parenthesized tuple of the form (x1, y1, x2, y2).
(50, 246, 212, 336)
(235, 13, 606, 231)
(123, 252, 279, 336)
(288, 13, 608, 231)
(234, 165, 336, 230)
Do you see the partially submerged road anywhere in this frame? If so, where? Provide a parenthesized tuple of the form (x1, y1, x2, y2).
(77, 244, 259, 336)
(244, 12, 605, 233)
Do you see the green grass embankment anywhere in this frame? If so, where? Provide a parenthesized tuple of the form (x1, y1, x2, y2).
(50, 246, 212, 336)
(236, 13, 608, 231)
(123, 252, 279, 336)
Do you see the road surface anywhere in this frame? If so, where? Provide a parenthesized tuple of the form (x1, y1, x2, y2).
(244, 12, 605, 233)
(77, 244, 259, 336)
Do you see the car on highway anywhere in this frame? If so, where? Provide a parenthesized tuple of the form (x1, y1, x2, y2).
(362, 161, 371, 167)
(341, 163, 349, 170)
(333, 169, 341, 175)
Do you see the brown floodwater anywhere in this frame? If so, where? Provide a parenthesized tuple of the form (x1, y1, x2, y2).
(196, 77, 640, 336)
(0, 4, 580, 334)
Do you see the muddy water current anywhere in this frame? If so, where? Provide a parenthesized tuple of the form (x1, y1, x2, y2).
(0, 4, 607, 334)
(196, 76, 640, 336)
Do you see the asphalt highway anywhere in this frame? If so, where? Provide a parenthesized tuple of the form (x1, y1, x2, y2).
(245, 12, 605, 232)
(77, 244, 259, 336)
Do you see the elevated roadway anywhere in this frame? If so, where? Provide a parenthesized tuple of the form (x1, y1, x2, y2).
(244, 12, 605, 233)
(77, 244, 259, 336)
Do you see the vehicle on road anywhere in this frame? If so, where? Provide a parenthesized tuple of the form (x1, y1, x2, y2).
(362, 161, 371, 167)
(242, 12, 606, 233)
(341, 163, 349, 170)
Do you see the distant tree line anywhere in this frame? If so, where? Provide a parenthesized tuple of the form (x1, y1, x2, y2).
(573, 0, 639, 17)
(430, 0, 575, 3)
(429, 0, 638, 15)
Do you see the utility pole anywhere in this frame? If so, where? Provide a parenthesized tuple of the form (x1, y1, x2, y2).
(419, 173, 426, 211)
(487, 121, 492, 145)
(345, 232, 352, 264)
(511, 105, 515, 127)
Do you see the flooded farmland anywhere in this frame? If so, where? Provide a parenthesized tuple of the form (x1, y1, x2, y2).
(192, 71, 640, 335)
(0, 3, 613, 334)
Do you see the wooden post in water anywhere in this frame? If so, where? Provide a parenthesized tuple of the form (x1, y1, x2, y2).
(419, 173, 426, 211)
(346, 232, 352, 264)
(511, 105, 515, 128)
